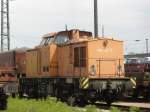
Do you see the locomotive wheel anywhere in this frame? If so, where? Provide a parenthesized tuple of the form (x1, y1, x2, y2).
(132, 89, 138, 99)
(12, 93, 16, 98)
(67, 96, 87, 107)
(60, 95, 67, 102)
(103, 90, 113, 106)
(106, 100, 112, 106)
(75, 96, 87, 107)
(143, 88, 150, 101)
(18, 91, 23, 98)
(105, 96, 113, 106)
(88, 89, 97, 104)
(89, 98, 96, 104)
(67, 96, 76, 106)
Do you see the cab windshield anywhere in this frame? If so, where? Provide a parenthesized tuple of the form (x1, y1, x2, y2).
(54, 34, 69, 45)
(40, 36, 54, 46)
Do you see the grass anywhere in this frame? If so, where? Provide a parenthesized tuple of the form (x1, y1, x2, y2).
(3, 97, 77, 112)
(0, 97, 99, 112)
(110, 107, 140, 112)
(0, 97, 140, 112)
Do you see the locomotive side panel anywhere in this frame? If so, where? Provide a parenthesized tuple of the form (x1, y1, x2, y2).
(40, 44, 58, 77)
(57, 39, 124, 78)
(87, 39, 124, 78)
(40, 46, 50, 76)
(26, 49, 40, 76)
(49, 44, 58, 77)
(58, 43, 88, 77)
(72, 43, 88, 77)
(58, 46, 71, 77)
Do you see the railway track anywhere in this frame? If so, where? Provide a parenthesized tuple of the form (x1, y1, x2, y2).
(121, 96, 150, 102)
(93, 102, 150, 112)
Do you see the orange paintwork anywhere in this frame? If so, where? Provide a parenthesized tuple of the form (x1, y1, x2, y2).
(88, 39, 124, 78)
(26, 44, 58, 77)
(40, 44, 58, 77)
(26, 29, 124, 79)
(58, 39, 124, 78)
(26, 49, 40, 76)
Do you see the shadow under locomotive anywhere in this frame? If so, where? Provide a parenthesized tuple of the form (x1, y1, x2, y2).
(19, 77, 130, 106)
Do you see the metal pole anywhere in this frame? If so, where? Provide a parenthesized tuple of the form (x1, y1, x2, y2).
(146, 38, 148, 56)
(7, 0, 10, 51)
(94, 0, 98, 37)
(102, 25, 104, 38)
(1, 0, 4, 52)
(1, 0, 10, 52)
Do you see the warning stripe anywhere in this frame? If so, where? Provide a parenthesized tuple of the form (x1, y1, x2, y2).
(82, 83, 89, 89)
(130, 77, 136, 88)
(82, 80, 89, 89)
(80, 77, 86, 83)
(82, 78, 89, 87)
(80, 77, 89, 89)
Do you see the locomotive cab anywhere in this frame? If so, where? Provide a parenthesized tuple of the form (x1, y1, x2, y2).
(39, 33, 56, 46)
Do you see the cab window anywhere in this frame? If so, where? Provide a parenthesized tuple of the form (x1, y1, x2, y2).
(55, 35, 69, 45)
(40, 37, 54, 46)
(40, 38, 47, 46)
(45, 37, 54, 45)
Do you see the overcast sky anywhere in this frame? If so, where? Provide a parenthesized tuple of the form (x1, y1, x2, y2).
(8, 0, 150, 54)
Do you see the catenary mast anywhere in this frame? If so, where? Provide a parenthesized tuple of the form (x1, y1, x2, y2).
(1, 0, 10, 52)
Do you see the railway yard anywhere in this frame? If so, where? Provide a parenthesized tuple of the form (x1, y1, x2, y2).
(0, 19, 150, 112)
(0, 0, 150, 112)
(0, 35, 150, 111)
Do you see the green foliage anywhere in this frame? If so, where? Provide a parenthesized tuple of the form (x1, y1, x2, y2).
(85, 105, 99, 112)
(129, 107, 140, 112)
(110, 107, 121, 112)
(0, 97, 141, 112)
(110, 106, 140, 112)
(0, 97, 82, 112)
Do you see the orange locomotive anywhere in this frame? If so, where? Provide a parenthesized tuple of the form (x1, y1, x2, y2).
(19, 29, 131, 105)
(26, 30, 125, 77)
